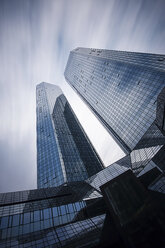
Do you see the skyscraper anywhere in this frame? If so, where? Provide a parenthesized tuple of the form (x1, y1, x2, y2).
(36, 82, 104, 188)
(64, 48, 165, 154)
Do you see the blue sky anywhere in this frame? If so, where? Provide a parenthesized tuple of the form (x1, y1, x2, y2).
(0, 0, 165, 193)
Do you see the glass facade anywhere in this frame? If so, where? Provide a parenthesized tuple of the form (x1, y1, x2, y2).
(36, 83, 64, 188)
(100, 170, 165, 248)
(0, 182, 106, 248)
(1, 161, 165, 247)
(64, 48, 165, 154)
(36, 82, 104, 188)
(86, 157, 130, 191)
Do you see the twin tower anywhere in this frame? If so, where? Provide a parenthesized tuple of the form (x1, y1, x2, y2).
(37, 47, 165, 189)
(1, 48, 163, 247)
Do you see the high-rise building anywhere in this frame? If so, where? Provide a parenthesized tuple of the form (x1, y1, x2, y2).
(36, 82, 104, 188)
(64, 48, 165, 154)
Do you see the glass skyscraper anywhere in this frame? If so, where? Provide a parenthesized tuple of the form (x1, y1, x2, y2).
(64, 48, 165, 154)
(36, 82, 104, 188)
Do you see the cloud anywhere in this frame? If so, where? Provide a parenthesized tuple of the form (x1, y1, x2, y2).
(0, 135, 36, 193)
(0, 0, 165, 192)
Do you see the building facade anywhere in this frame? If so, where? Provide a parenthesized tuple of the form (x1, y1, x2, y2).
(36, 82, 104, 188)
(1, 159, 165, 248)
(0, 182, 106, 248)
(64, 48, 165, 154)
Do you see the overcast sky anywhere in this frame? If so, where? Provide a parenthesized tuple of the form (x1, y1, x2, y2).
(0, 0, 165, 193)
